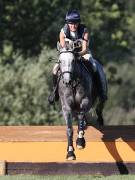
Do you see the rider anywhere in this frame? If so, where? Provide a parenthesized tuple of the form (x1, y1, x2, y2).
(48, 10, 107, 107)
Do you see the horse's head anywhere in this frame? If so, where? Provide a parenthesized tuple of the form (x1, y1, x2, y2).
(59, 50, 75, 85)
(58, 39, 76, 85)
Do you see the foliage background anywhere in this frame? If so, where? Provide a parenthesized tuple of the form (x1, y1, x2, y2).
(0, 0, 135, 125)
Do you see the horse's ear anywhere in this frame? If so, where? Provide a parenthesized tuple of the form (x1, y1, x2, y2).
(57, 41, 61, 51)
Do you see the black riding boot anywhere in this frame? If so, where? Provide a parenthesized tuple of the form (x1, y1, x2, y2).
(95, 65, 108, 126)
(48, 74, 59, 105)
(82, 59, 96, 75)
(83, 59, 107, 102)
(95, 71, 106, 107)
(95, 69, 108, 103)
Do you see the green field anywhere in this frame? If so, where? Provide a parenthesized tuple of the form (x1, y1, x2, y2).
(0, 175, 135, 180)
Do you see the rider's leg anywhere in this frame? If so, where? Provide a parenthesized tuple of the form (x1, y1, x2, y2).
(48, 64, 59, 104)
(95, 60, 108, 103)
(83, 53, 107, 103)
(94, 60, 108, 126)
(83, 53, 97, 73)
(83, 53, 107, 125)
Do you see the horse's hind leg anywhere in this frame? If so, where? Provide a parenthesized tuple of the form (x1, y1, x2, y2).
(76, 112, 86, 149)
(96, 101, 104, 126)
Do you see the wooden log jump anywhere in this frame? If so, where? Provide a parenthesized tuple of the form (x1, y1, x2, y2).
(0, 126, 135, 175)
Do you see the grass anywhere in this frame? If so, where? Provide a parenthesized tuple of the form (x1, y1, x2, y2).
(0, 175, 135, 180)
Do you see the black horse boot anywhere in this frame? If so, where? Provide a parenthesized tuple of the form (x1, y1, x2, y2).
(48, 74, 59, 105)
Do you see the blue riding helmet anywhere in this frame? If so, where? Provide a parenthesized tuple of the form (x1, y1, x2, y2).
(65, 10, 81, 24)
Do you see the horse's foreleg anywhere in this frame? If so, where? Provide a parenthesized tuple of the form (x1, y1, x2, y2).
(76, 112, 86, 149)
(76, 97, 90, 149)
(66, 115, 73, 148)
(62, 108, 76, 160)
(66, 116, 76, 160)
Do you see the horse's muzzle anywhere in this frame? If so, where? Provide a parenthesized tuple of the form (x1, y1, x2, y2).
(62, 71, 72, 86)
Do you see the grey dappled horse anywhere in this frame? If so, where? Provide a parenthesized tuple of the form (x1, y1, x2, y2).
(57, 45, 99, 160)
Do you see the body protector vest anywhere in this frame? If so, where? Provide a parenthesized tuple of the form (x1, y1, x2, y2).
(62, 24, 88, 52)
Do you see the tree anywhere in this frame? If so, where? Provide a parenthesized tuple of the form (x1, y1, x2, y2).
(80, 0, 134, 64)
(0, 0, 81, 55)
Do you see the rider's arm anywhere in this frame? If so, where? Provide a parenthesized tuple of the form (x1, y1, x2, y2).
(78, 32, 89, 56)
(59, 31, 65, 48)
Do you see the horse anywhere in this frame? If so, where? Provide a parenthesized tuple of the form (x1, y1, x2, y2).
(57, 41, 102, 160)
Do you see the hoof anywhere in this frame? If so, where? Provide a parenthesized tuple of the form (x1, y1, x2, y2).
(66, 151, 76, 161)
(76, 137, 86, 149)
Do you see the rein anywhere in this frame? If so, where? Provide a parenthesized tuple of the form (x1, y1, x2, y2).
(59, 50, 73, 54)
